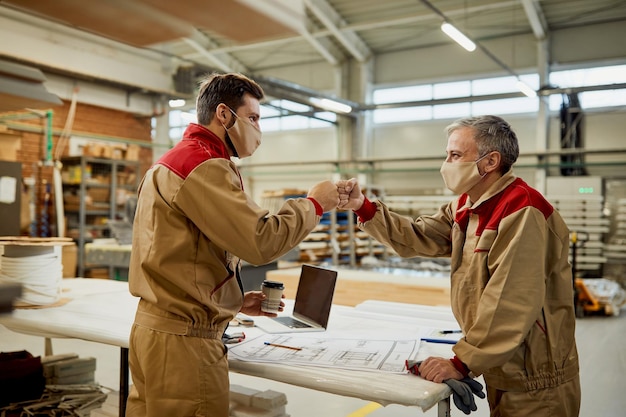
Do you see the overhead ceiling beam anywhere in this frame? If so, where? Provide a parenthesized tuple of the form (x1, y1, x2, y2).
(332, 1, 518, 33)
(183, 1, 517, 60)
(0, 59, 62, 112)
(302, 0, 371, 62)
(182, 29, 249, 74)
(235, 0, 305, 39)
(298, 28, 341, 66)
(521, 0, 548, 39)
(234, 0, 342, 66)
(175, 4, 346, 67)
(0, 7, 178, 96)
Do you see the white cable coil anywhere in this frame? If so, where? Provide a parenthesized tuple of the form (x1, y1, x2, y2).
(0, 252, 63, 305)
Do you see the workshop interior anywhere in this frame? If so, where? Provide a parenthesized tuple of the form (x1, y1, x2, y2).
(0, 1, 625, 416)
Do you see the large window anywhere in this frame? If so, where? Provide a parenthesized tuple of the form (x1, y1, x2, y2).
(372, 64, 626, 124)
(169, 108, 196, 142)
(166, 99, 336, 143)
(373, 85, 432, 104)
(548, 64, 626, 110)
(259, 100, 336, 132)
(164, 64, 626, 140)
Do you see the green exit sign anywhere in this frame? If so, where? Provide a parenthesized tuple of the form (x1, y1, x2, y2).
(578, 187, 594, 194)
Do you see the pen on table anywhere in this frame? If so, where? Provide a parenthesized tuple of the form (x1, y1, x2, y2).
(421, 337, 458, 345)
(264, 342, 302, 351)
(440, 330, 462, 335)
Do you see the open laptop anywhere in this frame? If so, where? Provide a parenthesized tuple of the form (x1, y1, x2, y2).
(254, 264, 338, 334)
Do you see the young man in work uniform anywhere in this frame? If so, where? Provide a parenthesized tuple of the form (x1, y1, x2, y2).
(126, 73, 338, 417)
(337, 115, 580, 416)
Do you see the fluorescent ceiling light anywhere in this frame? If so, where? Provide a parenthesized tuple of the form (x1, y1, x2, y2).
(516, 80, 537, 98)
(310, 97, 352, 114)
(441, 22, 476, 52)
(169, 99, 186, 108)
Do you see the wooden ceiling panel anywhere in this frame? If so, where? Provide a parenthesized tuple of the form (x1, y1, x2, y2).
(4, 0, 193, 46)
(4, 0, 297, 47)
(142, 0, 298, 42)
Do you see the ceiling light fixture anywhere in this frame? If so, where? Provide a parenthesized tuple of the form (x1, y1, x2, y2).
(441, 22, 476, 52)
(169, 99, 186, 108)
(516, 80, 537, 98)
(421, 0, 538, 100)
(420, 0, 476, 52)
(310, 97, 352, 114)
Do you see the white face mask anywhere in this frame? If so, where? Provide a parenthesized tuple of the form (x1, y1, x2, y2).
(440, 153, 488, 195)
(223, 108, 261, 158)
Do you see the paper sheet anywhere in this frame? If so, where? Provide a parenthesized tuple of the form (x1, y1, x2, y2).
(227, 334, 419, 373)
(421, 328, 463, 344)
(0, 176, 16, 204)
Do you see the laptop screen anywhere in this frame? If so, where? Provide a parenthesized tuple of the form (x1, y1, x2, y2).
(292, 264, 337, 328)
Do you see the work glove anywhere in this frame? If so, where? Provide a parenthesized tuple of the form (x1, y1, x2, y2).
(443, 377, 485, 415)
(405, 359, 421, 375)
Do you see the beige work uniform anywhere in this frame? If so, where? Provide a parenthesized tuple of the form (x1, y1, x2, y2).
(358, 172, 580, 417)
(126, 124, 320, 417)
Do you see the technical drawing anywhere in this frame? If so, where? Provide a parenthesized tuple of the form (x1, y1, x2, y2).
(228, 334, 418, 373)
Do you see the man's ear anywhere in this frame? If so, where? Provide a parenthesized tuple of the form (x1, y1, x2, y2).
(485, 151, 502, 173)
(215, 103, 231, 125)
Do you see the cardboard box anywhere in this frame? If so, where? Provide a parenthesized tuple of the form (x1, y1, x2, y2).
(62, 243, 77, 278)
(125, 144, 140, 161)
(100, 145, 113, 159)
(83, 143, 114, 159)
(83, 144, 102, 157)
(87, 187, 110, 203)
(0, 133, 21, 161)
(85, 268, 110, 279)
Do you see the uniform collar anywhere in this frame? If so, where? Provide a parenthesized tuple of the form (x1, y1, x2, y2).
(468, 170, 517, 210)
(182, 123, 230, 159)
(454, 171, 518, 230)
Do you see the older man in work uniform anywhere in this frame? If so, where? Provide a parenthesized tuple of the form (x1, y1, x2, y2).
(337, 115, 580, 417)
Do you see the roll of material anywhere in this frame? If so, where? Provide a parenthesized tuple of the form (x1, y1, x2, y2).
(0, 238, 70, 306)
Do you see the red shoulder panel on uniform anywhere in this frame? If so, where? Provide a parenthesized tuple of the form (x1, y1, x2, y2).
(157, 124, 230, 179)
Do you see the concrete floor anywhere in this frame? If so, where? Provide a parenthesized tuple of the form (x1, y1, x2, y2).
(1, 310, 624, 416)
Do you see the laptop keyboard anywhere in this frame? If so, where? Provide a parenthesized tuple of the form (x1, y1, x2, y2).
(273, 316, 312, 329)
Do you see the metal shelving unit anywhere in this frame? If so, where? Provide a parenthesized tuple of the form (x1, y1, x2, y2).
(61, 156, 139, 277)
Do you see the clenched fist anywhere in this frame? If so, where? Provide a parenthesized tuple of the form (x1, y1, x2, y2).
(307, 180, 339, 212)
(336, 178, 365, 210)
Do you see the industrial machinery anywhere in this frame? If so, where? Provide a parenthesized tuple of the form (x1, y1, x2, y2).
(571, 231, 626, 317)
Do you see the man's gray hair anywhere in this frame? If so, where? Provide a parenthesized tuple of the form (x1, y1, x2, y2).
(445, 115, 520, 174)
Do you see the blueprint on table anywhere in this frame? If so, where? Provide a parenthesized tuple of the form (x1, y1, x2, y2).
(227, 334, 420, 373)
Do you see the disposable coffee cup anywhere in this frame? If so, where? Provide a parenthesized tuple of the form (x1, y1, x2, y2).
(260, 280, 284, 313)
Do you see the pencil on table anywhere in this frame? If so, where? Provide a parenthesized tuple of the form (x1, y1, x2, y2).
(263, 342, 302, 351)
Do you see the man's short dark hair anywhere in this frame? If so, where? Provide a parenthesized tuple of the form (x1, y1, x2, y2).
(196, 73, 264, 125)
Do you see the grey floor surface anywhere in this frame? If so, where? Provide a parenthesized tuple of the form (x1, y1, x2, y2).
(1, 309, 624, 417)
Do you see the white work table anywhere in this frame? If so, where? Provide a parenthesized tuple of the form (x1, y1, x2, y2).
(0, 279, 457, 416)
